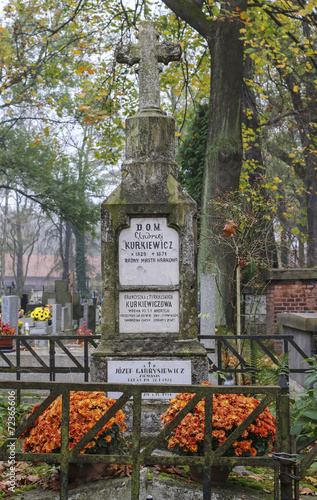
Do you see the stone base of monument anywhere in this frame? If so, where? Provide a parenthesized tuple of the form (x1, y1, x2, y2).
(91, 339, 209, 434)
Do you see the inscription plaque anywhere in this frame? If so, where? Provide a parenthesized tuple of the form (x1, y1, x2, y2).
(119, 291, 179, 333)
(108, 359, 191, 399)
(119, 217, 179, 286)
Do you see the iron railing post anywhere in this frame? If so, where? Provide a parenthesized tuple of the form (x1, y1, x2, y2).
(203, 391, 213, 500)
(60, 390, 70, 500)
(278, 377, 293, 500)
(84, 339, 89, 382)
(217, 339, 222, 385)
(131, 389, 142, 500)
(49, 338, 54, 381)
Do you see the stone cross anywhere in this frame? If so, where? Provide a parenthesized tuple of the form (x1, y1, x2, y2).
(115, 21, 182, 111)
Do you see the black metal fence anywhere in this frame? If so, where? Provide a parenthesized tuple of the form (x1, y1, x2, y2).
(0, 335, 100, 382)
(199, 335, 315, 384)
(0, 381, 293, 500)
(0, 334, 314, 387)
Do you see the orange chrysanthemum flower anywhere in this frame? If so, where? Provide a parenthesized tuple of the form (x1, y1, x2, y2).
(22, 391, 127, 455)
(161, 386, 276, 458)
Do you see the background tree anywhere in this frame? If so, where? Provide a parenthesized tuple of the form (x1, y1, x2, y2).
(6, 194, 44, 296)
(159, 0, 317, 328)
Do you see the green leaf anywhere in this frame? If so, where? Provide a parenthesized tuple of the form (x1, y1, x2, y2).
(302, 409, 317, 421)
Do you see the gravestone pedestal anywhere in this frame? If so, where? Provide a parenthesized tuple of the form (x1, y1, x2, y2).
(91, 21, 208, 432)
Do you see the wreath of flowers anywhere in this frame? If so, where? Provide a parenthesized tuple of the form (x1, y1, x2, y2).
(161, 385, 276, 457)
(22, 391, 127, 455)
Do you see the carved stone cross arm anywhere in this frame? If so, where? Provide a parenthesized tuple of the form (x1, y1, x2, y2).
(156, 41, 182, 64)
(115, 21, 182, 111)
(115, 45, 140, 67)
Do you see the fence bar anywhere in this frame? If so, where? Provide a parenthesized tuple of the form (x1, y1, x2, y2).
(277, 384, 293, 500)
(16, 338, 21, 406)
(60, 391, 70, 500)
(84, 339, 89, 382)
(217, 340, 222, 384)
(250, 337, 255, 384)
(49, 338, 55, 381)
(203, 391, 213, 500)
(131, 390, 142, 500)
(16, 337, 21, 381)
(0, 381, 291, 500)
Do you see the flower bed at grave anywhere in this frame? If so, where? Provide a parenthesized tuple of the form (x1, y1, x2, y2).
(161, 383, 276, 458)
(22, 391, 128, 455)
(0, 322, 16, 336)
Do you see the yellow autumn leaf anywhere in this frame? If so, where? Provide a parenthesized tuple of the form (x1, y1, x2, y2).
(293, 85, 300, 92)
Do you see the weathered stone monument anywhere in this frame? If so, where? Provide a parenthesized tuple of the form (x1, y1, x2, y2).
(91, 21, 208, 401)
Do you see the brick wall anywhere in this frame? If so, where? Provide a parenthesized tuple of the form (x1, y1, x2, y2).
(264, 269, 317, 334)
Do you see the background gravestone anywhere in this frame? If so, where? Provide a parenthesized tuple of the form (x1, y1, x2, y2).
(91, 21, 208, 403)
(1, 296, 19, 332)
(52, 304, 62, 334)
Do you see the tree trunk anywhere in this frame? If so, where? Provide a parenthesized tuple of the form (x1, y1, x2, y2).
(74, 228, 87, 295)
(15, 201, 24, 297)
(0, 189, 9, 296)
(242, 53, 278, 269)
(283, 72, 317, 267)
(198, 9, 245, 329)
(59, 221, 72, 280)
(161, 0, 247, 328)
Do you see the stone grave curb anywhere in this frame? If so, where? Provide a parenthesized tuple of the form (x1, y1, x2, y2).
(13, 467, 273, 500)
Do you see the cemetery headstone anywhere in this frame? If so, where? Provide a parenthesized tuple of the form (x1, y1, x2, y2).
(83, 303, 96, 331)
(61, 306, 71, 332)
(73, 304, 84, 327)
(21, 293, 28, 312)
(54, 280, 70, 307)
(31, 320, 52, 347)
(1, 296, 19, 332)
(52, 304, 62, 334)
(91, 21, 208, 399)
